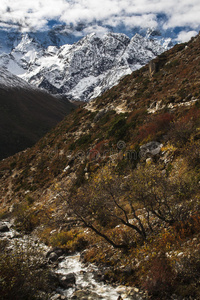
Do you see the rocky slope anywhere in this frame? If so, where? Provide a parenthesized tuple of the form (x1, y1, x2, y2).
(0, 33, 200, 299)
(0, 32, 165, 101)
(0, 68, 75, 160)
(0, 31, 199, 224)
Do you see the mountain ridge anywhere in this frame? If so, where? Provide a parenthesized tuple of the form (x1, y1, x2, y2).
(0, 32, 167, 102)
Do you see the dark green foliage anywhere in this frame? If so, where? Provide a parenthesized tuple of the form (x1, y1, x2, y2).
(107, 114, 129, 140)
(76, 134, 92, 146)
(165, 59, 180, 69)
(98, 110, 116, 126)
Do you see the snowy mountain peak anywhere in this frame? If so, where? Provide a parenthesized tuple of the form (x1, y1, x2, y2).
(0, 31, 167, 101)
(0, 67, 33, 90)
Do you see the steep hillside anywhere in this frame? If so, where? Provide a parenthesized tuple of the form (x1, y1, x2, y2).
(0, 68, 75, 160)
(0, 33, 200, 299)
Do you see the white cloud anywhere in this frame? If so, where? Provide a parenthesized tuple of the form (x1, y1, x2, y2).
(0, 0, 200, 34)
(176, 30, 198, 43)
(81, 25, 110, 37)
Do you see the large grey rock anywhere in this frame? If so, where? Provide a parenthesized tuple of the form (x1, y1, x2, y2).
(140, 141, 163, 158)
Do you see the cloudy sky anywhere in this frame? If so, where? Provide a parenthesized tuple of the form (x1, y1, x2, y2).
(0, 0, 200, 42)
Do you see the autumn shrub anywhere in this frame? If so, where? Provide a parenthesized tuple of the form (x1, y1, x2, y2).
(13, 203, 41, 233)
(184, 140, 200, 170)
(50, 229, 88, 252)
(142, 253, 176, 299)
(173, 213, 200, 239)
(174, 249, 200, 299)
(13, 202, 52, 233)
(89, 140, 109, 161)
(138, 112, 174, 142)
(0, 240, 51, 300)
(169, 107, 200, 146)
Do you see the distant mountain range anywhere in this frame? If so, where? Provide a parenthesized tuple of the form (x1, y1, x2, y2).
(0, 29, 169, 101)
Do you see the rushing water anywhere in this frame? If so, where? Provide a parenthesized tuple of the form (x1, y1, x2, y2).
(55, 253, 142, 300)
(0, 221, 144, 300)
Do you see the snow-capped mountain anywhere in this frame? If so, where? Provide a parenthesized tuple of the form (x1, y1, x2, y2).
(0, 67, 32, 90)
(0, 31, 166, 102)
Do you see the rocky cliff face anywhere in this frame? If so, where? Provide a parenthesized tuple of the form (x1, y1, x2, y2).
(0, 32, 165, 101)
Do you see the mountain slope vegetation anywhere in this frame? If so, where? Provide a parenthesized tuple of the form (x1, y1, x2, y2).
(0, 33, 200, 299)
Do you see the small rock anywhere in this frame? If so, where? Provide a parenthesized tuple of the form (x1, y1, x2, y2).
(71, 289, 102, 299)
(58, 273, 76, 288)
(58, 255, 66, 262)
(146, 157, 152, 164)
(50, 294, 62, 300)
(46, 247, 65, 259)
(48, 252, 58, 262)
(50, 294, 67, 300)
(161, 169, 166, 175)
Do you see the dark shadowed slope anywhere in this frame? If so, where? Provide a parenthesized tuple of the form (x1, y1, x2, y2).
(0, 69, 75, 160)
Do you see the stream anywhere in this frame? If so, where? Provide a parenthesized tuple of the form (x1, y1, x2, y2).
(0, 221, 145, 300)
(54, 253, 145, 300)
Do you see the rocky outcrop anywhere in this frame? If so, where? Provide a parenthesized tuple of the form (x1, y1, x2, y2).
(140, 141, 163, 158)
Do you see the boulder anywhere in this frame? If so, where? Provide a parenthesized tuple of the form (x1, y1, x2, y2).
(48, 252, 59, 262)
(0, 222, 9, 233)
(58, 273, 76, 289)
(140, 141, 163, 158)
(46, 247, 65, 260)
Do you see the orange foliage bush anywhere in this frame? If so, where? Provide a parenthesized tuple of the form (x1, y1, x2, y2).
(142, 253, 176, 299)
(138, 113, 174, 142)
